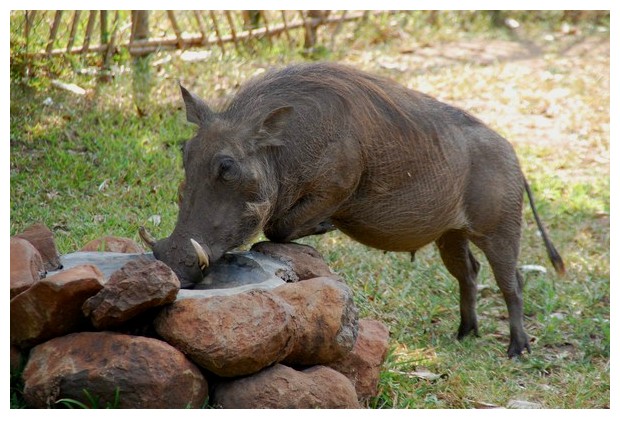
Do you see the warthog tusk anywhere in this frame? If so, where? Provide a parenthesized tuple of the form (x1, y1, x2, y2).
(138, 226, 157, 249)
(190, 239, 210, 272)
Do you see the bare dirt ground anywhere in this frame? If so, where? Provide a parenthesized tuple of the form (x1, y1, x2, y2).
(349, 31, 610, 187)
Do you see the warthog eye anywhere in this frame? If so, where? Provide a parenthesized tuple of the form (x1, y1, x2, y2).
(217, 156, 240, 182)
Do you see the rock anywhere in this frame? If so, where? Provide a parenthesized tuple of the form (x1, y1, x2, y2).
(193, 251, 291, 292)
(10, 237, 45, 298)
(22, 332, 208, 408)
(10, 345, 23, 373)
(212, 364, 360, 409)
(51, 79, 86, 95)
(154, 289, 295, 377)
(10, 265, 104, 348)
(80, 236, 144, 253)
(16, 223, 62, 271)
(466, 399, 503, 409)
(273, 277, 358, 366)
(507, 399, 543, 409)
(58, 249, 291, 290)
(59, 251, 155, 282)
(410, 369, 446, 381)
(251, 241, 338, 281)
(329, 318, 390, 400)
(82, 259, 179, 329)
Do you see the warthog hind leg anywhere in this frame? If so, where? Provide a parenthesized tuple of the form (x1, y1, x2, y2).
(472, 225, 530, 358)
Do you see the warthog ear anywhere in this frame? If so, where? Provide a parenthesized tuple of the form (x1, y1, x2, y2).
(254, 106, 294, 147)
(179, 83, 214, 126)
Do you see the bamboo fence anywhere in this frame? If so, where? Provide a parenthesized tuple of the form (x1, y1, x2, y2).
(12, 10, 395, 61)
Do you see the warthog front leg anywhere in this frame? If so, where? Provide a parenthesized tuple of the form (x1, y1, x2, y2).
(436, 229, 481, 340)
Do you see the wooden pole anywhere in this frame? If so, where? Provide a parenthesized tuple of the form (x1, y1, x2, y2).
(131, 11, 150, 41)
(102, 10, 120, 68)
(46, 11, 63, 54)
(330, 10, 348, 49)
(131, 10, 152, 116)
(100, 11, 108, 45)
(299, 10, 310, 47)
(303, 10, 328, 49)
(280, 10, 292, 45)
(194, 11, 207, 43)
(82, 10, 97, 55)
(167, 11, 184, 49)
(259, 10, 272, 45)
(130, 11, 149, 53)
(209, 10, 226, 53)
(224, 11, 239, 51)
(66, 10, 81, 52)
(24, 10, 37, 52)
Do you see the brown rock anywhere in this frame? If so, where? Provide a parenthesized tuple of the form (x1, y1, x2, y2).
(80, 236, 144, 253)
(11, 345, 23, 373)
(16, 223, 62, 271)
(83, 259, 179, 329)
(329, 318, 390, 400)
(274, 277, 358, 366)
(22, 332, 208, 408)
(212, 363, 360, 409)
(507, 399, 543, 409)
(251, 241, 338, 281)
(10, 265, 104, 348)
(154, 289, 295, 377)
(10, 237, 45, 298)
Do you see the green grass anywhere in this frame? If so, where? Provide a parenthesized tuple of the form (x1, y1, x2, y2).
(10, 12, 609, 409)
(55, 388, 121, 409)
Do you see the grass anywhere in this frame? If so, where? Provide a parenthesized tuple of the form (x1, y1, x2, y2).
(55, 388, 121, 409)
(9, 12, 609, 409)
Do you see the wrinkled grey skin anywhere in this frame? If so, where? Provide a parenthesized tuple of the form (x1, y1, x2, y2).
(151, 62, 564, 357)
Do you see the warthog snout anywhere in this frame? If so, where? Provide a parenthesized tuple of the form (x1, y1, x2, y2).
(139, 226, 211, 285)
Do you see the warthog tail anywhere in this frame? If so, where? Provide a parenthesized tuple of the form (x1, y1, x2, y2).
(524, 179, 566, 276)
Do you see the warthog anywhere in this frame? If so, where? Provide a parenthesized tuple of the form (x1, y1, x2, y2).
(141, 62, 565, 357)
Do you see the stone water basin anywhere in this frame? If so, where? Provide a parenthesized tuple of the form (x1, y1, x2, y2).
(57, 250, 293, 298)
(23, 241, 369, 399)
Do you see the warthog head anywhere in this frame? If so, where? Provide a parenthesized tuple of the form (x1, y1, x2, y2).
(141, 85, 292, 285)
